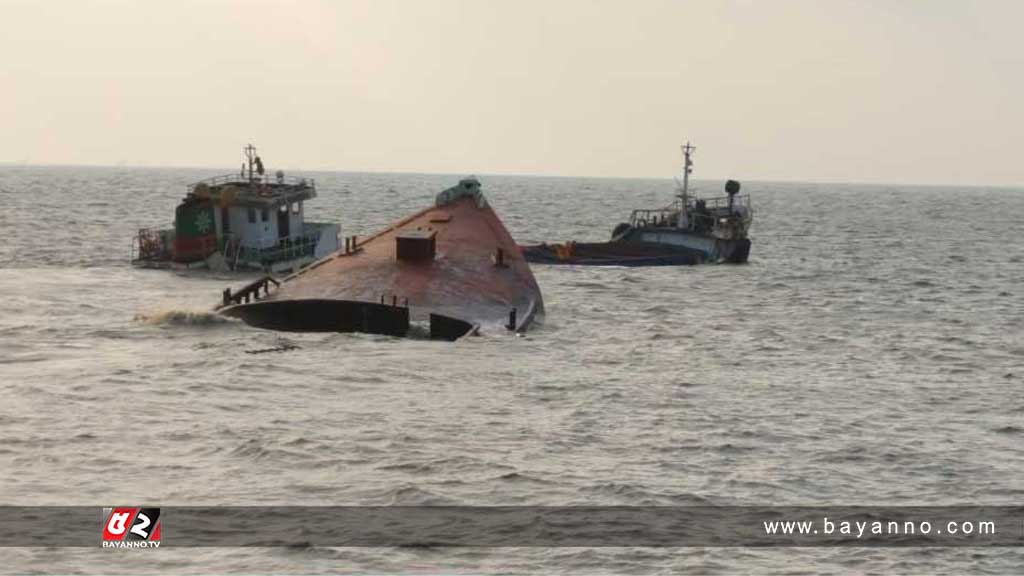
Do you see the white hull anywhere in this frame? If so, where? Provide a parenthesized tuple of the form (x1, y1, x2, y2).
(132, 223, 339, 274)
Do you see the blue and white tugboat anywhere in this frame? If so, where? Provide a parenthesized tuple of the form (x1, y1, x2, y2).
(521, 143, 753, 265)
(131, 145, 340, 273)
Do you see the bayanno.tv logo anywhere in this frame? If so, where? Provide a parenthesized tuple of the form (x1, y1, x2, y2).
(102, 507, 161, 548)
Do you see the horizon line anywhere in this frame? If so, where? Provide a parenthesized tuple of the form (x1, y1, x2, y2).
(1, 160, 1021, 191)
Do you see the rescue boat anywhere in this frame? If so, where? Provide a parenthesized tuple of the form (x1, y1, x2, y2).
(131, 145, 340, 273)
(521, 143, 753, 266)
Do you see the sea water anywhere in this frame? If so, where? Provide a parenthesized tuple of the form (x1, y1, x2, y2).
(0, 166, 1022, 573)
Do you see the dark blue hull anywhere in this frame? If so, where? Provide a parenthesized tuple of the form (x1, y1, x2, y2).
(521, 236, 750, 266)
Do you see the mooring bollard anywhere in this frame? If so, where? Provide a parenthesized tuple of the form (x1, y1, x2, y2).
(507, 307, 517, 331)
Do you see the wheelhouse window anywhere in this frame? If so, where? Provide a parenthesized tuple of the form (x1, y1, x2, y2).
(247, 208, 256, 223)
(261, 209, 269, 222)
(292, 202, 300, 215)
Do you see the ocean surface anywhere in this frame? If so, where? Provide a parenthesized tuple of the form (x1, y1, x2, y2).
(0, 165, 1022, 574)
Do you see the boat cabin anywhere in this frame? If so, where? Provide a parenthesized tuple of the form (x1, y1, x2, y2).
(133, 145, 340, 272)
(619, 143, 753, 242)
(189, 171, 316, 253)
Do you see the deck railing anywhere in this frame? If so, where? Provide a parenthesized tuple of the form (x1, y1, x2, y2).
(189, 173, 315, 192)
(629, 194, 751, 227)
(689, 194, 750, 210)
(225, 226, 326, 270)
(221, 276, 280, 307)
(131, 227, 175, 261)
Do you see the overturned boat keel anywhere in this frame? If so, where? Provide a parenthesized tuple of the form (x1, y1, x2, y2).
(216, 177, 544, 340)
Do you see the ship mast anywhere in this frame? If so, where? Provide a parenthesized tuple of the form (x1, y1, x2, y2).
(244, 144, 257, 184)
(678, 142, 695, 229)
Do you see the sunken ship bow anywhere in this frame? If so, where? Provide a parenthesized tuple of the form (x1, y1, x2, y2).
(522, 142, 753, 266)
(218, 177, 544, 341)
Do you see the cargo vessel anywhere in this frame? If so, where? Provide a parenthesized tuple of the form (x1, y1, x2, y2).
(217, 177, 544, 340)
(131, 145, 339, 273)
(521, 143, 752, 266)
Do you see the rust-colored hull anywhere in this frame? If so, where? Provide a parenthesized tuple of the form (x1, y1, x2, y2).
(219, 179, 544, 339)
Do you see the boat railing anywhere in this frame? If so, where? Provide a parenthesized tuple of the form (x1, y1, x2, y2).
(690, 194, 751, 212)
(629, 194, 752, 228)
(131, 227, 174, 261)
(189, 173, 315, 192)
(224, 227, 324, 269)
(629, 208, 677, 228)
(221, 276, 280, 307)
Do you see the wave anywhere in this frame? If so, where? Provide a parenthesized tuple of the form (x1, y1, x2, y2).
(135, 309, 232, 327)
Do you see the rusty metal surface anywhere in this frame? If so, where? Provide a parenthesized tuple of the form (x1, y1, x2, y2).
(221, 184, 544, 335)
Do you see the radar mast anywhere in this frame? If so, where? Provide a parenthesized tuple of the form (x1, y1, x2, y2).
(677, 142, 695, 229)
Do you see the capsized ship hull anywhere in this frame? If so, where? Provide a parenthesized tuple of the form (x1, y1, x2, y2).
(218, 178, 544, 340)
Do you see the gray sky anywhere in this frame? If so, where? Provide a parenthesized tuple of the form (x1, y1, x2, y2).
(1, 0, 1021, 185)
